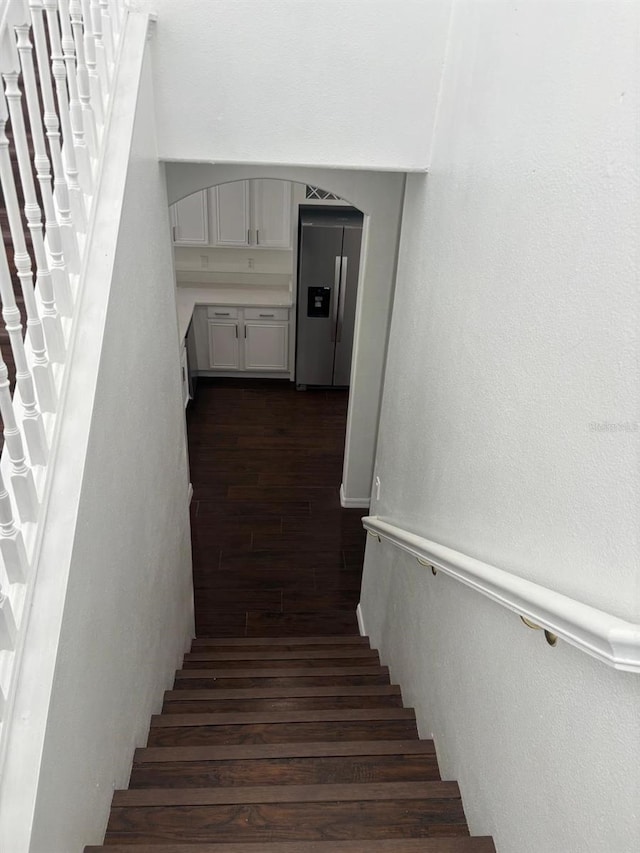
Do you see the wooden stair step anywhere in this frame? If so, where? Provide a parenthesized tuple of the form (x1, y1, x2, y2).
(146, 718, 418, 747)
(151, 708, 415, 727)
(129, 752, 441, 788)
(176, 666, 388, 679)
(162, 694, 403, 713)
(184, 649, 379, 662)
(174, 666, 390, 690)
(135, 739, 436, 764)
(191, 636, 371, 649)
(165, 685, 401, 701)
(181, 656, 380, 670)
(105, 799, 468, 844)
(88, 837, 496, 852)
(113, 780, 460, 807)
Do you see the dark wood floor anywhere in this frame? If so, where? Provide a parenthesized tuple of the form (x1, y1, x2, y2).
(187, 379, 366, 638)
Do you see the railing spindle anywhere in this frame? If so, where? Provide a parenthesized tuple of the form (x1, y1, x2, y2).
(0, 351, 38, 523)
(90, 0, 109, 98)
(0, 583, 18, 649)
(0, 233, 48, 467)
(44, 0, 88, 231)
(79, 0, 104, 126)
(15, 23, 73, 330)
(29, 0, 81, 277)
(0, 84, 58, 414)
(98, 0, 114, 67)
(68, 0, 98, 158)
(57, 0, 93, 193)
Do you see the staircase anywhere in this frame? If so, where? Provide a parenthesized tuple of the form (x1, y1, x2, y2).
(86, 635, 495, 852)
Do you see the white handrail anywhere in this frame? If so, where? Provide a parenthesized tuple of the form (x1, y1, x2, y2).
(362, 515, 640, 673)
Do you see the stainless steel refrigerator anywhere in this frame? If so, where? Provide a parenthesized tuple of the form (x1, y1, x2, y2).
(295, 206, 364, 388)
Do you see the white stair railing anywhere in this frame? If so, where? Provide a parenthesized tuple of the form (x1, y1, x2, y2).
(0, 0, 126, 767)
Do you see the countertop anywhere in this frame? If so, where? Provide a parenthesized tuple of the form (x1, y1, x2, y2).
(176, 282, 293, 340)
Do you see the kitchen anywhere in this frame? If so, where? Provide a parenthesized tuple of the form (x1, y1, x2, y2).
(173, 179, 363, 407)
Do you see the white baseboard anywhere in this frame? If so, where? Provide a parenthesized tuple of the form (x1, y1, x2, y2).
(356, 602, 367, 637)
(340, 484, 370, 509)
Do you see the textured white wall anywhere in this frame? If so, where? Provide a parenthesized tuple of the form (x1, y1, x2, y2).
(132, 0, 451, 170)
(25, 42, 194, 853)
(362, 1, 640, 851)
(167, 163, 405, 504)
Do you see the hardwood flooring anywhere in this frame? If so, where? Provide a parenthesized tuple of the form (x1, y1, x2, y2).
(187, 380, 366, 637)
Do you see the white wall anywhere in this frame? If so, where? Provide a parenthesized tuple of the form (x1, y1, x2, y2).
(132, 0, 452, 170)
(167, 163, 405, 505)
(361, 1, 640, 851)
(0, 24, 193, 852)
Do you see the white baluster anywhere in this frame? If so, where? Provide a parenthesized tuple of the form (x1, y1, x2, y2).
(98, 0, 114, 66)
(68, 0, 98, 158)
(3, 69, 65, 369)
(44, 0, 87, 232)
(0, 237, 47, 466)
(0, 584, 18, 648)
(0, 353, 38, 523)
(90, 0, 109, 98)
(57, 0, 93, 193)
(30, 0, 81, 277)
(15, 24, 73, 327)
(0, 84, 57, 413)
(79, 0, 103, 126)
(108, 0, 122, 42)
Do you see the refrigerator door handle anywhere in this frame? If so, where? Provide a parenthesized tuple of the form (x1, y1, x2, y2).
(337, 255, 348, 342)
(331, 255, 341, 342)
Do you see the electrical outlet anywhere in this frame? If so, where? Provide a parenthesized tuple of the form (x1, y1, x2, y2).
(248, 257, 254, 269)
(200, 255, 209, 268)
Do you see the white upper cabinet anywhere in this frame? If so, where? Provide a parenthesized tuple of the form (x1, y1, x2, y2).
(210, 181, 252, 247)
(251, 180, 292, 248)
(170, 190, 209, 245)
(208, 180, 292, 249)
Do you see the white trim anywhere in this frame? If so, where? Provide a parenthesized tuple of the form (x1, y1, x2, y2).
(356, 602, 367, 638)
(363, 516, 640, 674)
(340, 484, 370, 509)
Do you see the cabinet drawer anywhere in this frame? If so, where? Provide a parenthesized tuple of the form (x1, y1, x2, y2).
(207, 306, 239, 319)
(243, 307, 289, 321)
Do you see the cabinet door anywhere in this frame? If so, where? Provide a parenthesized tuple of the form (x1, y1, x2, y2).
(171, 190, 209, 245)
(252, 179, 292, 248)
(244, 321, 289, 371)
(210, 182, 251, 247)
(208, 321, 241, 370)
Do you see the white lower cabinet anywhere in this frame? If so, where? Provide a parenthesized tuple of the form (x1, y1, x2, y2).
(207, 320, 241, 370)
(197, 305, 290, 376)
(244, 322, 289, 371)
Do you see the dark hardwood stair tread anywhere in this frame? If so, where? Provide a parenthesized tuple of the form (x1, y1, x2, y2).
(164, 685, 400, 700)
(105, 800, 468, 843)
(184, 649, 379, 662)
(146, 719, 417, 747)
(151, 708, 415, 727)
(135, 739, 435, 763)
(175, 666, 388, 679)
(191, 636, 370, 648)
(129, 753, 441, 788)
(113, 780, 460, 807)
(88, 838, 496, 852)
